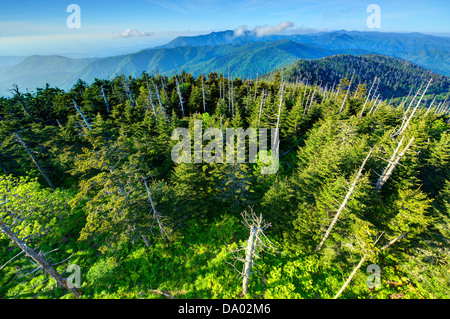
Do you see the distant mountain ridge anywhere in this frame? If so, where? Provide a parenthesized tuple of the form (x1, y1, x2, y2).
(160, 29, 450, 76)
(1, 29, 450, 96)
(0, 55, 97, 95)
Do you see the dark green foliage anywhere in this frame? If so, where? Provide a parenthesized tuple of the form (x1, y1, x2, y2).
(270, 54, 450, 103)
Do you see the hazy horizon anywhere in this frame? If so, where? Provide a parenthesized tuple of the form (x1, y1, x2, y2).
(2, 28, 450, 60)
(1, 0, 449, 58)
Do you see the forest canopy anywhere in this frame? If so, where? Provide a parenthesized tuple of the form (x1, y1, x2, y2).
(0, 67, 449, 299)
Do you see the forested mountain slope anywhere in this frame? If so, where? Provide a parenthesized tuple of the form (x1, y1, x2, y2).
(160, 29, 450, 76)
(267, 54, 450, 100)
(0, 72, 449, 300)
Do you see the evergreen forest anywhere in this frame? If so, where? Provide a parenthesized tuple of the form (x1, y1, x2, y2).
(0, 67, 449, 300)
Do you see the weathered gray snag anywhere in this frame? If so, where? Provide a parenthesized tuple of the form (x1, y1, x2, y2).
(425, 96, 437, 115)
(100, 86, 110, 114)
(175, 76, 185, 117)
(201, 73, 206, 113)
(403, 82, 423, 117)
(315, 148, 373, 253)
(14, 132, 55, 190)
(144, 180, 170, 241)
(334, 254, 366, 299)
(226, 208, 276, 296)
(144, 74, 158, 119)
(242, 221, 260, 295)
(72, 99, 92, 130)
(339, 73, 354, 114)
(375, 137, 414, 192)
(0, 218, 80, 298)
(301, 82, 308, 110)
(246, 79, 250, 110)
(368, 94, 380, 115)
(305, 86, 316, 115)
(334, 232, 406, 299)
(395, 78, 432, 137)
(240, 209, 275, 296)
(303, 86, 316, 115)
(150, 77, 164, 114)
(372, 98, 384, 114)
(257, 89, 266, 126)
(231, 80, 235, 119)
(121, 75, 136, 107)
(273, 84, 284, 156)
(11, 84, 30, 116)
(160, 74, 167, 98)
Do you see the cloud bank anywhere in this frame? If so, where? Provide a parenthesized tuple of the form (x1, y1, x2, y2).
(233, 21, 294, 37)
(115, 28, 154, 38)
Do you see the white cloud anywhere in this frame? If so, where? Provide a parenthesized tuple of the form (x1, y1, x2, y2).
(233, 25, 248, 37)
(233, 21, 294, 37)
(254, 21, 294, 36)
(115, 28, 154, 38)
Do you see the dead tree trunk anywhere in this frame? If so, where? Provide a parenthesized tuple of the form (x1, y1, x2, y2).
(231, 81, 235, 119)
(305, 86, 316, 115)
(175, 76, 185, 117)
(334, 254, 366, 299)
(334, 232, 406, 299)
(122, 75, 136, 107)
(14, 132, 55, 190)
(160, 76, 167, 98)
(368, 94, 380, 115)
(72, 99, 92, 130)
(226, 208, 276, 296)
(425, 96, 437, 115)
(395, 79, 432, 137)
(375, 137, 414, 192)
(11, 85, 31, 116)
(303, 87, 317, 115)
(273, 84, 284, 156)
(201, 73, 206, 113)
(359, 77, 377, 118)
(246, 79, 250, 110)
(0, 219, 80, 298)
(151, 77, 164, 114)
(240, 209, 275, 296)
(257, 90, 265, 127)
(144, 180, 170, 241)
(339, 73, 354, 114)
(100, 86, 110, 114)
(403, 83, 423, 117)
(144, 74, 158, 119)
(242, 220, 261, 296)
(315, 148, 373, 253)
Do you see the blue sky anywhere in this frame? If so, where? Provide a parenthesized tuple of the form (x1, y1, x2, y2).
(1, 0, 449, 57)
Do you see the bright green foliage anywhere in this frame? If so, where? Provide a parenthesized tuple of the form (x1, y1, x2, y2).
(0, 175, 81, 244)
